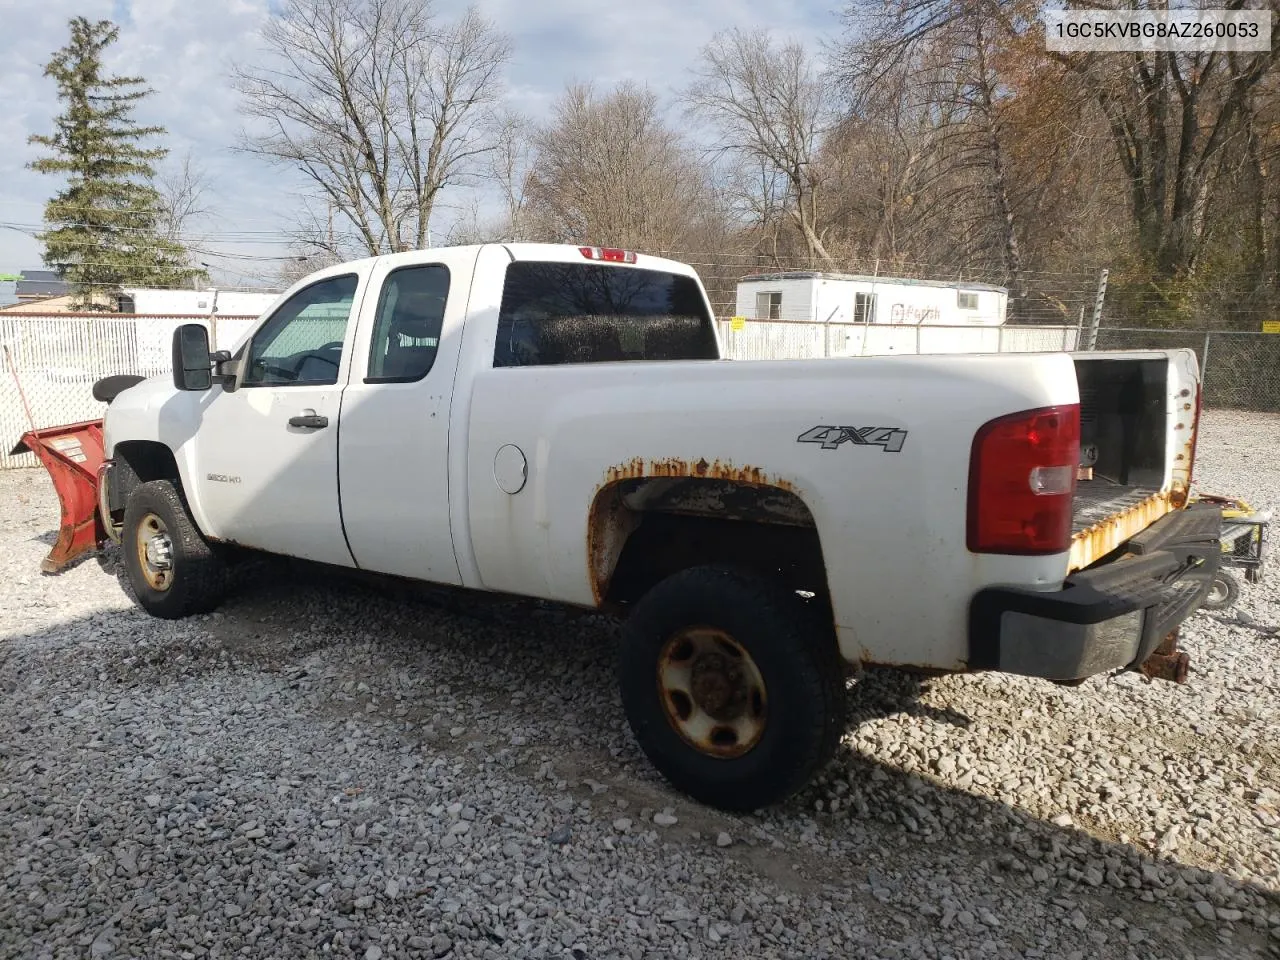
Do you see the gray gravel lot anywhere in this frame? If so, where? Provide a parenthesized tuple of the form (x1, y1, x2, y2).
(2, 409, 1278, 960)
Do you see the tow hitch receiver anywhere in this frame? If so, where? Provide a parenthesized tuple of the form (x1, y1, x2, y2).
(1138, 630, 1190, 684)
(10, 419, 107, 574)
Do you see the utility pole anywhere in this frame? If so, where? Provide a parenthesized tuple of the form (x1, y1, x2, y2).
(200, 262, 218, 348)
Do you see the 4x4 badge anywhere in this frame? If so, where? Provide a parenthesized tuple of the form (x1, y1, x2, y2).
(797, 425, 908, 453)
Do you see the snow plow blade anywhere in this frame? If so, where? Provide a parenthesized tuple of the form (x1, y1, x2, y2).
(11, 419, 107, 574)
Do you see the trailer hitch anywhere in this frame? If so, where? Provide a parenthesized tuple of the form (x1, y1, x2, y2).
(1138, 631, 1190, 684)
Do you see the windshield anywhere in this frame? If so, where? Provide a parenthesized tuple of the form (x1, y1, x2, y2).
(493, 260, 719, 367)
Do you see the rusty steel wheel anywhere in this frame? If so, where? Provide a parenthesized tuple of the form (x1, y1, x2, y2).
(657, 626, 767, 759)
(619, 565, 846, 812)
(135, 511, 174, 592)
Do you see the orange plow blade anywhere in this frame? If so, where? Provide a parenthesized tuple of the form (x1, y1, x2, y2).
(11, 419, 107, 573)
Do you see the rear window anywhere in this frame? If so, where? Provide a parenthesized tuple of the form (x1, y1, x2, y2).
(493, 261, 718, 367)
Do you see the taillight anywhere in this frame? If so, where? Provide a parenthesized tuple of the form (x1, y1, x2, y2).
(579, 246, 637, 263)
(967, 404, 1080, 555)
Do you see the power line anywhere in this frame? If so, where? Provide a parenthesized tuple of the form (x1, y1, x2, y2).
(0, 220, 327, 245)
(0, 218, 1119, 281)
(0, 199, 310, 228)
(7, 216, 1279, 298)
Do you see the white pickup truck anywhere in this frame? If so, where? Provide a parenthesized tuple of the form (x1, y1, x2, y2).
(93, 242, 1221, 811)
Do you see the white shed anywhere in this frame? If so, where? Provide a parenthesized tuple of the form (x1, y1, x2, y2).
(734, 272, 1008, 326)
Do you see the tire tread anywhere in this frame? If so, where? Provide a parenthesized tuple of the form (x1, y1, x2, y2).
(121, 480, 226, 619)
(619, 564, 846, 811)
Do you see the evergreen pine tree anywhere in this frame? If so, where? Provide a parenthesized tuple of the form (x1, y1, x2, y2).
(28, 17, 204, 310)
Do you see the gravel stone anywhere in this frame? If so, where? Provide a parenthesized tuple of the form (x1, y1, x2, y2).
(0, 410, 1276, 960)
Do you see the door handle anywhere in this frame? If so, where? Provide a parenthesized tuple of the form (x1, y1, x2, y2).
(288, 411, 328, 429)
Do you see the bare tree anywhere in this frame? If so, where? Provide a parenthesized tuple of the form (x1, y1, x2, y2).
(233, 0, 512, 257)
(1053, 40, 1280, 278)
(956, 17, 1026, 295)
(685, 29, 836, 265)
(818, 54, 964, 269)
(490, 108, 536, 238)
(275, 247, 340, 287)
(838, 0, 1280, 281)
(156, 150, 214, 244)
(446, 109, 537, 243)
(524, 81, 727, 253)
(834, 1, 1032, 293)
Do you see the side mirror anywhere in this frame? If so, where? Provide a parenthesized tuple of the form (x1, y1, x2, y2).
(172, 323, 213, 391)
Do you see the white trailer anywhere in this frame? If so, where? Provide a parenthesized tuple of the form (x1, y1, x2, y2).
(735, 272, 1008, 326)
(119, 288, 279, 318)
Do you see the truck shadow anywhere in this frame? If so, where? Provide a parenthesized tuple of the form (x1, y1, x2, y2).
(4, 556, 1277, 959)
(848, 667, 974, 730)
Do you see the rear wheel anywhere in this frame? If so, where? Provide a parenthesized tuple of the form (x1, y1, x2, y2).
(121, 480, 226, 619)
(618, 565, 846, 811)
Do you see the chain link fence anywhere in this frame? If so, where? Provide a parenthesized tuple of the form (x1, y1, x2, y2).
(1, 314, 258, 469)
(1094, 327, 1280, 412)
(715, 318, 1278, 411)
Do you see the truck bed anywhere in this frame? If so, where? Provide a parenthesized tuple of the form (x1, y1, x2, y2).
(1067, 351, 1197, 572)
(1068, 478, 1170, 572)
(1072, 479, 1160, 536)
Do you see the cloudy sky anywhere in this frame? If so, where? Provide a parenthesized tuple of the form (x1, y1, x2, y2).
(0, 0, 839, 287)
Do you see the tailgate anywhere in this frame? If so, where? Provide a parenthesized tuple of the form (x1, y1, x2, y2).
(1068, 348, 1201, 572)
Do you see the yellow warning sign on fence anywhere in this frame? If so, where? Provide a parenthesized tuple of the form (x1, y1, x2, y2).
(1263, 320, 1280, 334)
(730, 316, 746, 331)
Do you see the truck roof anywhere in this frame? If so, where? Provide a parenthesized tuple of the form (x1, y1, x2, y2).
(332, 243, 702, 279)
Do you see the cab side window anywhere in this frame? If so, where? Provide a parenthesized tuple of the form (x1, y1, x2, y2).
(367, 265, 450, 383)
(243, 274, 358, 387)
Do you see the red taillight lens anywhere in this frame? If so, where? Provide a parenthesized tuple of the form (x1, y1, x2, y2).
(967, 404, 1081, 555)
(579, 246, 637, 264)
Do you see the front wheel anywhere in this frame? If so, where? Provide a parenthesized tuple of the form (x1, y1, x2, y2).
(618, 565, 847, 811)
(121, 480, 227, 619)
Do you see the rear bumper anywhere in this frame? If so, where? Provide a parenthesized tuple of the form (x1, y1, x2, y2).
(969, 504, 1221, 681)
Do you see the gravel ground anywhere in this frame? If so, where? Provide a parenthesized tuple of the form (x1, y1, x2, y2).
(2, 409, 1278, 960)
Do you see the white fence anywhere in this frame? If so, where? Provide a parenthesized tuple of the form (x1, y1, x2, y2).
(714, 319, 1080, 360)
(1, 314, 257, 469)
(2, 313, 1082, 470)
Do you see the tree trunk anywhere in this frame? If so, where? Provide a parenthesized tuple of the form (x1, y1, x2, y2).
(973, 27, 1026, 299)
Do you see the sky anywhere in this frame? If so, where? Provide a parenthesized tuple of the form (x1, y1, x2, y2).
(0, 0, 839, 288)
